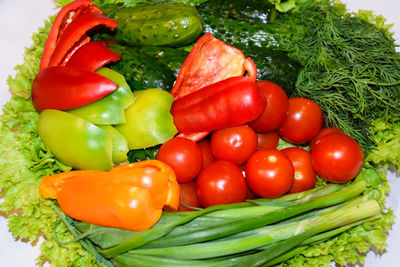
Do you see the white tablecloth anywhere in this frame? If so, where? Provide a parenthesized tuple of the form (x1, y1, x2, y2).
(0, 0, 399, 266)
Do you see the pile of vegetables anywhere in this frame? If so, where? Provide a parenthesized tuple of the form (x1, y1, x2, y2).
(1, 0, 399, 266)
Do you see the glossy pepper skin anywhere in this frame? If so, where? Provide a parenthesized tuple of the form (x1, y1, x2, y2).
(65, 41, 121, 72)
(67, 68, 134, 125)
(38, 109, 113, 171)
(98, 125, 129, 164)
(171, 76, 266, 133)
(170, 33, 257, 99)
(40, 0, 117, 69)
(31, 66, 118, 111)
(39, 160, 180, 231)
(115, 89, 178, 150)
(170, 33, 257, 142)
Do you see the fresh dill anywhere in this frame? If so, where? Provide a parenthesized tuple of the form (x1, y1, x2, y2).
(275, 0, 400, 151)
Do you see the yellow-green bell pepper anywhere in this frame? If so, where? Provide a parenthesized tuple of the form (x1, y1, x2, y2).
(67, 68, 134, 125)
(115, 88, 177, 149)
(38, 109, 113, 170)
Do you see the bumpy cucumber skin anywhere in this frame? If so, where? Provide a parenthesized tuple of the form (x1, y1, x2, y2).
(137, 47, 188, 77)
(197, 0, 284, 49)
(197, 0, 276, 24)
(240, 46, 301, 95)
(113, 3, 203, 47)
(109, 44, 188, 92)
(197, 0, 300, 93)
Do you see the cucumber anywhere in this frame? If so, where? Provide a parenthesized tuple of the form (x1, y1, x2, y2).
(197, 0, 289, 49)
(239, 46, 301, 94)
(136, 47, 188, 77)
(111, 3, 203, 47)
(197, 0, 277, 24)
(197, 0, 300, 92)
(109, 44, 176, 91)
(109, 44, 188, 92)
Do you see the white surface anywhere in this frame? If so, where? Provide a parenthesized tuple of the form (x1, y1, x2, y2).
(0, 0, 399, 266)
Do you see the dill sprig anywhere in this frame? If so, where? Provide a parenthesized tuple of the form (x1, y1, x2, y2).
(275, 0, 400, 151)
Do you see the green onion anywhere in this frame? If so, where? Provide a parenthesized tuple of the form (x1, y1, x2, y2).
(132, 181, 366, 249)
(114, 197, 379, 266)
(99, 202, 252, 258)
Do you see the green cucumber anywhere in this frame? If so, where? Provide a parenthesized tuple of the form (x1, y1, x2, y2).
(197, 0, 277, 24)
(109, 44, 177, 92)
(239, 46, 302, 94)
(197, 0, 300, 92)
(111, 3, 203, 47)
(197, 0, 289, 49)
(136, 47, 188, 77)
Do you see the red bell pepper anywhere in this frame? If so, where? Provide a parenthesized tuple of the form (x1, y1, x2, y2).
(58, 35, 91, 67)
(170, 76, 266, 133)
(176, 132, 210, 142)
(40, 0, 117, 70)
(31, 66, 118, 111)
(48, 11, 118, 68)
(170, 33, 257, 99)
(65, 41, 121, 72)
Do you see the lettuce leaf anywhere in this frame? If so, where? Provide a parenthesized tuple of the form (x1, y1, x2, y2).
(0, 18, 98, 266)
(366, 118, 400, 170)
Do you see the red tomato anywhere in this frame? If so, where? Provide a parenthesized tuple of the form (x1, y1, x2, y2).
(156, 137, 203, 183)
(196, 160, 247, 208)
(178, 182, 202, 211)
(197, 139, 215, 168)
(309, 127, 341, 151)
(281, 147, 317, 193)
(245, 184, 258, 200)
(257, 132, 279, 150)
(211, 125, 258, 165)
(311, 133, 364, 183)
(245, 149, 294, 198)
(249, 81, 289, 132)
(279, 97, 323, 144)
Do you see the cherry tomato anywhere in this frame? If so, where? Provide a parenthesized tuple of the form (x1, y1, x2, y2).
(311, 133, 364, 183)
(211, 125, 258, 165)
(156, 137, 203, 183)
(309, 127, 341, 151)
(197, 139, 215, 168)
(245, 149, 294, 198)
(196, 160, 247, 208)
(178, 182, 202, 211)
(257, 132, 279, 150)
(281, 147, 317, 193)
(245, 184, 258, 200)
(249, 81, 289, 132)
(279, 97, 323, 144)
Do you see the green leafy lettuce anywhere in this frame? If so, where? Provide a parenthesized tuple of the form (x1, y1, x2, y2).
(0, 18, 98, 266)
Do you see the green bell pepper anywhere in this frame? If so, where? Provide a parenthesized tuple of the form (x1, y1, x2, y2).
(38, 109, 113, 171)
(67, 68, 134, 125)
(98, 125, 129, 164)
(115, 88, 178, 150)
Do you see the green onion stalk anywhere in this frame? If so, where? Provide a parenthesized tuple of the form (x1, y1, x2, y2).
(113, 196, 379, 266)
(55, 181, 380, 266)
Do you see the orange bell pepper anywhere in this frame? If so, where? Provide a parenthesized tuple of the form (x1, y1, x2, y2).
(39, 160, 180, 231)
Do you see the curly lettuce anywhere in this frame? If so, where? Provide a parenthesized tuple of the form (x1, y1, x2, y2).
(0, 18, 98, 266)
